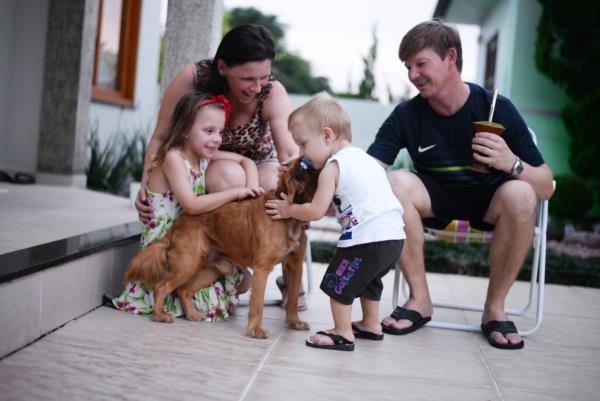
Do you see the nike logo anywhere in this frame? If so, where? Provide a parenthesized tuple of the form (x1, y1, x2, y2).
(418, 144, 437, 153)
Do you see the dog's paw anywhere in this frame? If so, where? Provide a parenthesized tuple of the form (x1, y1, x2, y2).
(243, 326, 270, 339)
(151, 312, 174, 323)
(185, 310, 206, 321)
(287, 319, 310, 331)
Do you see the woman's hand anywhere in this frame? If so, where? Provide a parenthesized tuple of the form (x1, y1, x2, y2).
(135, 176, 154, 224)
(276, 156, 298, 181)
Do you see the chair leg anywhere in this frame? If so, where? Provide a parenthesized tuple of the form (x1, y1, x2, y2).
(304, 239, 313, 300)
(391, 199, 548, 336)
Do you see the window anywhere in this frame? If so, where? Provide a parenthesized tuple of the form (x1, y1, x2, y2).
(484, 33, 498, 91)
(92, 0, 141, 106)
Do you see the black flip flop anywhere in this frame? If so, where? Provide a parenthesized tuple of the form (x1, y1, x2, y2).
(481, 320, 524, 350)
(0, 170, 35, 184)
(381, 306, 431, 335)
(352, 323, 384, 341)
(305, 331, 355, 351)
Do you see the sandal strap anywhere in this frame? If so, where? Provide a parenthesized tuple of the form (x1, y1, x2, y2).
(315, 331, 354, 345)
(390, 306, 423, 323)
(481, 320, 518, 336)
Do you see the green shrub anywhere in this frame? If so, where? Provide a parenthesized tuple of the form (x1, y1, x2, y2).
(128, 131, 147, 182)
(549, 175, 593, 222)
(310, 240, 600, 288)
(311, 241, 337, 263)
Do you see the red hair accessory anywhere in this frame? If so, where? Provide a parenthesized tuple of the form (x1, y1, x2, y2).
(196, 95, 231, 123)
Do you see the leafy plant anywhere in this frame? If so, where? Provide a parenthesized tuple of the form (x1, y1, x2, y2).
(128, 130, 147, 182)
(86, 124, 147, 196)
(535, 0, 600, 181)
(226, 7, 332, 94)
(549, 175, 593, 223)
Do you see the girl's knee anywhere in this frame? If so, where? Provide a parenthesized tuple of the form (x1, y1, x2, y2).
(206, 160, 246, 192)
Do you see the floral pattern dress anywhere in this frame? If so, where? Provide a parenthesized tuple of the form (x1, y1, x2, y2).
(113, 154, 243, 321)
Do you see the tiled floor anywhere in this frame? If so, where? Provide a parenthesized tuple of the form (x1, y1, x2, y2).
(1, 182, 599, 400)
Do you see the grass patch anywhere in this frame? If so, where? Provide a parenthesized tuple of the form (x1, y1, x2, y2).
(310, 240, 600, 288)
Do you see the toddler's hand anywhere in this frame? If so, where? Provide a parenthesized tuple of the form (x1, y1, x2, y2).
(265, 193, 291, 220)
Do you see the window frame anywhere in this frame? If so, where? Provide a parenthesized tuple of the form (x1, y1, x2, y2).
(92, 0, 142, 106)
(484, 33, 498, 91)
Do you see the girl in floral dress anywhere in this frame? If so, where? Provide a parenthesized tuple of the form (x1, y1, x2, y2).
(113, 93, 263, 321)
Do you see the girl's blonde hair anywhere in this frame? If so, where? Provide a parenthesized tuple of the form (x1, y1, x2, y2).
(152, 92, 228, 167)
(288, 92, 352, 141)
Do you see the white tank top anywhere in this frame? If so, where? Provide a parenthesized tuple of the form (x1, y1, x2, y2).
(327, 147, 405, 247)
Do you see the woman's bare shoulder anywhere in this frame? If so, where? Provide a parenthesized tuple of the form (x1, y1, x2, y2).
(262, 80, 292, 116)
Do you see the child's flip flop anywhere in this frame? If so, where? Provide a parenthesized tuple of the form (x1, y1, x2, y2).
(305, 331, 355, 351)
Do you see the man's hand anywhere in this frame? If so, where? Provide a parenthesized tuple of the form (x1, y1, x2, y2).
(472, 132, 515, 173)
(265, 193, 292, 220)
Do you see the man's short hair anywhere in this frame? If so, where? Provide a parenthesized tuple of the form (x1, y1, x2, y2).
(399, 19, 463, 72)
(288, 92, 352, 141)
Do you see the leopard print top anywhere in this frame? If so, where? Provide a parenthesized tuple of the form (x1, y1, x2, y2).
(194, 60, 277, 162)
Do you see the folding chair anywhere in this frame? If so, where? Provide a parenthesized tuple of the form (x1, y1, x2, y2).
(391, 129, 550, 336)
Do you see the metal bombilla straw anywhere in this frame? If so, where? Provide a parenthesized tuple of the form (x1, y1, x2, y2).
(488, 88, 499, 122)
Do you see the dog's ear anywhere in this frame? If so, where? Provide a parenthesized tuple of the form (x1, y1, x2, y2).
(275, 158, 300, 202)
(275, 157, 320, 204)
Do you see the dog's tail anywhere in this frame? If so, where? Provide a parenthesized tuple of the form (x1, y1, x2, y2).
(123, 233, 171, 287)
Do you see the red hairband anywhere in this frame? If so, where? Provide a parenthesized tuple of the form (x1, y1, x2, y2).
(196, 95, 231, 123)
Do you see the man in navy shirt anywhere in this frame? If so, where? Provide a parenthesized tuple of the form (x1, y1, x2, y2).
(367, 20, 554, 349)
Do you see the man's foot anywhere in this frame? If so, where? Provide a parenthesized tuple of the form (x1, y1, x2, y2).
(381, 300, 432, 334)
(482, 311, 524, 349)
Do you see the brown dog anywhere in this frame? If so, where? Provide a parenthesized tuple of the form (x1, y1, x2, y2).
(123, 158, 319, 338)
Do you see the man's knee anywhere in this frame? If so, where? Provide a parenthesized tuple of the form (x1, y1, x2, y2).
(387, 170, 431, 215)
(495, 181, 537, 221)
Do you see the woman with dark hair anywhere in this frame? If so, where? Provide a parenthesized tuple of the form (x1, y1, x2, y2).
(134, 24, 306, 311)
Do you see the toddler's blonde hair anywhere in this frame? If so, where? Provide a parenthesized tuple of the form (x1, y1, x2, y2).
(288, 92, 352, 141)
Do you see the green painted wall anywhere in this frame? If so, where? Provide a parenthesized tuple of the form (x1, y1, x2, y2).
(507, 0, 571, 174)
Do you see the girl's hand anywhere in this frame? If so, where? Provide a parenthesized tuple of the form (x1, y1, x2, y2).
(234, 187, 263, 201)
(265, 193, 291, 220)
(247, 186, 266, 197)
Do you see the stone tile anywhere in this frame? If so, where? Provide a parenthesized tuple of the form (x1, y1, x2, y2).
(483, 346, 600, 399)
(244, 366, 501, 401)
(40, 251, 113, 333)
(579, 286, 600, 311)
(0, 308, 277, 401)
(0, 273, 42, 358)
(266, 320, 490, 387)
(503, 388, 598, 401)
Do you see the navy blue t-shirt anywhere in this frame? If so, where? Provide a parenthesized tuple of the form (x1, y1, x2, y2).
(367, 83, 544, 188)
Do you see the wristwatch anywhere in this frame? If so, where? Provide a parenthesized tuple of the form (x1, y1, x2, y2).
(511, 157, 524, 177)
